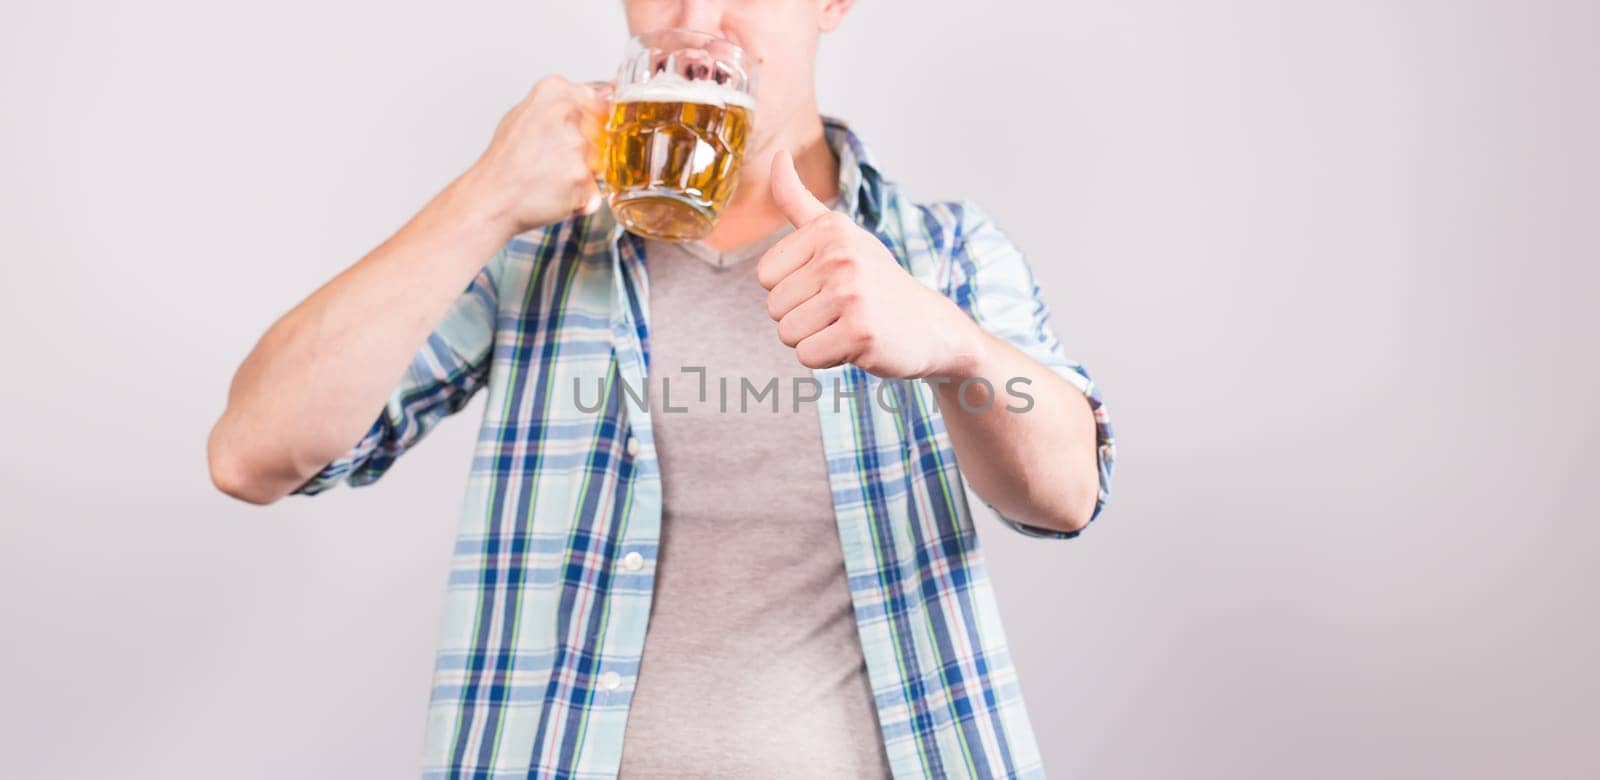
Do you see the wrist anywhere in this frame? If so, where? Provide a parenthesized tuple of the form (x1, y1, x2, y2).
(446, 164, 523, 239)
(932, 307, 991, 380)
(400, 168, 522, 278)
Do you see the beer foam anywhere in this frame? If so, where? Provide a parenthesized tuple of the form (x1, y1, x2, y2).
(614, 72, 755, 110)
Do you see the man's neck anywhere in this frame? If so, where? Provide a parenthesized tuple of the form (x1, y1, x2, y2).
(701, 112, 840, 252)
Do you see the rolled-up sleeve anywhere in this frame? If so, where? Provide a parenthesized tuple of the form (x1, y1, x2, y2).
(291, 247, 505, 496)
(937, 200, 1116, 539)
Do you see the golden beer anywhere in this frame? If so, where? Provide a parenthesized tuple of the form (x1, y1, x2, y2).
(601, 87, 753, 242)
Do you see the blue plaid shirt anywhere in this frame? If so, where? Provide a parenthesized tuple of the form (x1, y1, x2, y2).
(295, 117, 1115, 779)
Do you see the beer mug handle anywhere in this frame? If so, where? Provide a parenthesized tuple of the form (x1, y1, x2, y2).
(583, 80, 615, 195)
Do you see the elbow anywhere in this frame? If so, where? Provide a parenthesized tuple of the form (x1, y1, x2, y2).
(209, 452, 281, 506)
(1055, 497, 1095, 535)
(1035, 443, 1104, 534)
(1023, 500, 1092, 536)
(1007, 473, 1098, 535)
(207, 421, 286, 506)
(1050, 473, 1101, 534)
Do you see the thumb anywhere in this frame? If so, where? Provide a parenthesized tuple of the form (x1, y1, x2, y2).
(770, 149, 830, 227)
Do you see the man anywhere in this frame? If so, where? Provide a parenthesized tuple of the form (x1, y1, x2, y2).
(208, 0, 1114, 777)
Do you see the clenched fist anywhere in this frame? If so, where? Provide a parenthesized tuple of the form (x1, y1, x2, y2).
(756, 150, 985, 379)
(465, 76, 610, 234)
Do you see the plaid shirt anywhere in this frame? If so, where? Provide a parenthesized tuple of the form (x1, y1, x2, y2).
(294, 117, 1115, 779)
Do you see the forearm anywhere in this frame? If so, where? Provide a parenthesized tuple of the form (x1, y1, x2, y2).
(208, 169, 514, 504)
(934, 329, 1101, 533)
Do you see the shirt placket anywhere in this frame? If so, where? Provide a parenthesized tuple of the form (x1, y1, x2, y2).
(583, 227, 664, 771)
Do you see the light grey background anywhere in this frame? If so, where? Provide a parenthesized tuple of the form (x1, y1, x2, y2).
(2, 1, 1595, 778)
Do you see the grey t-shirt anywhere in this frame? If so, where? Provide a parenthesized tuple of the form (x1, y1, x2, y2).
(617, 211, 892, 778)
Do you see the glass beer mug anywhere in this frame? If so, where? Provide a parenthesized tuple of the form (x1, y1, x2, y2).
(597, 29, 757, 242)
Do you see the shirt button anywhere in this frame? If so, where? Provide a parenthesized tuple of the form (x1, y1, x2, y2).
(625, 436, 640, 457)
(598, 671, 622, 691)
(621, 551, 645, 571)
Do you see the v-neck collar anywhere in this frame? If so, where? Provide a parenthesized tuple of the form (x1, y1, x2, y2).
(647, 194, 846, 270)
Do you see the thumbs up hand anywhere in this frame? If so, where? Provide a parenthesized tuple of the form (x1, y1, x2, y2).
(755, 150, 985, 379)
